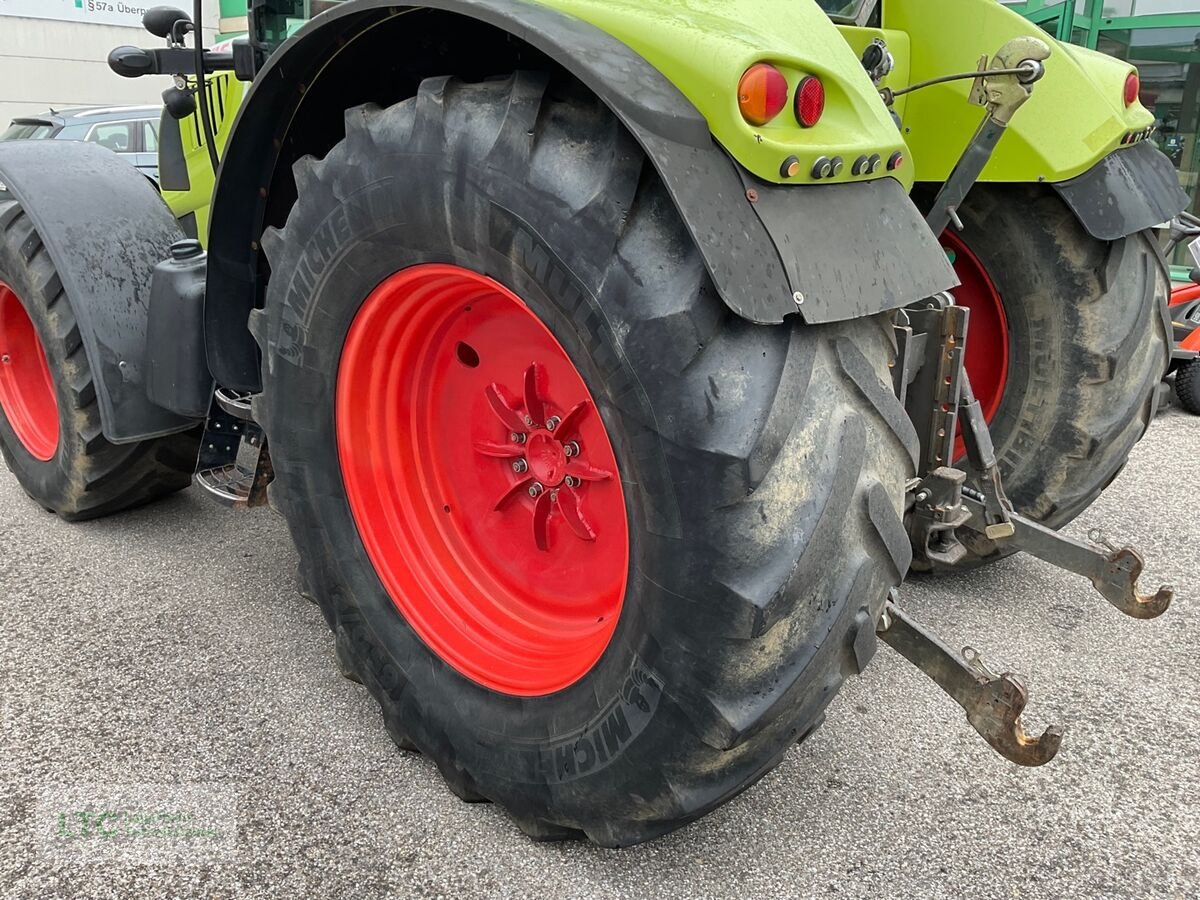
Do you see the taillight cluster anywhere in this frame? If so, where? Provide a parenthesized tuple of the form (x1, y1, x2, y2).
(738, 63, 825, 129)
(1124, 71, 1140, 107)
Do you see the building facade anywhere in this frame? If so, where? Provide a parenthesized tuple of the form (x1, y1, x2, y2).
(0, 1, 218, 128)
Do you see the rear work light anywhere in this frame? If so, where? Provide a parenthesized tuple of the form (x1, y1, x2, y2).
(1125, 71, 1140, 107)
(739, 64, 789, 126)
(795, 75, 825, 128)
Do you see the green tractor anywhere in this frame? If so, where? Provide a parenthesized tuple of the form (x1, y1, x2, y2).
(0, 0, 1182, 846)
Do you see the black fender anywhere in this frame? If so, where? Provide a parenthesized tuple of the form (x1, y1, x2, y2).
(1054, 142, 1188, 242)
(0, 141, 197, 443)
(205, 0, 956, 391)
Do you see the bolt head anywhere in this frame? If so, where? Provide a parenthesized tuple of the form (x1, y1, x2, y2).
(546, 416, 561, 431)
(528, 483, 544, 498)
(564, 442, 579, 458)
(0, 354, 9, 364)
(511, 432, 527, 444)
(512, 459, 528, 474)
(916, 490, 931, 503)
(793, 292, 805, 306)
(565, 476, 580, 488)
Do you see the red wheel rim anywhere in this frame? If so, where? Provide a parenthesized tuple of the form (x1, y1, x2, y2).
(941, 232, 1010, 460)
(336, 265, 629, 696)
(0, 282, 59, 461)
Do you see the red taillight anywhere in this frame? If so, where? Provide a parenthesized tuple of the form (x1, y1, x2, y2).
(1124, 71, 1140, 107)
(795, 75, 825, 128)
(738, 64, 789, 126)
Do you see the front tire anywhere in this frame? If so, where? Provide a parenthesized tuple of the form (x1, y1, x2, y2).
(937, 185, 1170, 566)
(254, 73, 917, 846)
(0, 201, 198, 520)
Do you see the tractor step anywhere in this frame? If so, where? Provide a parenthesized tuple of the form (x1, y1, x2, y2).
(194, 400, 271, 510)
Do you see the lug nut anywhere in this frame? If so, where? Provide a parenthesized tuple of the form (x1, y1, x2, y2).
(513, 459, 528, 474)
(546, 416, 561, 431)
(511, 432, 527, 444)
(565, 476, 581, 488)
(564, 441, 580, 458)
(528, 483, 544, 498)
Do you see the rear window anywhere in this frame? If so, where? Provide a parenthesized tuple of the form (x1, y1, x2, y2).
(1, 122, 55, 141)
(87, 121, 136, 153)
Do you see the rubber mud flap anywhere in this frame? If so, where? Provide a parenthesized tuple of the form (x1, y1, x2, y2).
(1054, 142, 1189, 242)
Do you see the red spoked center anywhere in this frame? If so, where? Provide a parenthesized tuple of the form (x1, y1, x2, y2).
(941, 232, 1010, 461)
(336, 264, 629, 696)
(0, 282, 59, 461)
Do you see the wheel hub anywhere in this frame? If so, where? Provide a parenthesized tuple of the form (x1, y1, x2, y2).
(474, 363, 614, 551)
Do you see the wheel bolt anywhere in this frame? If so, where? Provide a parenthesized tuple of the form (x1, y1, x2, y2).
(524, 416, 534, 427)
(565, 476, 580, 488)
(564, 441, 580, 458)
(546, 416, 561, 431)
(512, 459, 528, 474)
(510, 432, 527, 444)
(528, 483, 544, 498)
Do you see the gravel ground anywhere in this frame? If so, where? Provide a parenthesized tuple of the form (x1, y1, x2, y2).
(0, 409, 1196, 899)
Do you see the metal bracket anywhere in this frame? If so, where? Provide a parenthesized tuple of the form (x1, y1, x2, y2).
(963, 501, 1174, 620)
(878, 599, 1063, 767)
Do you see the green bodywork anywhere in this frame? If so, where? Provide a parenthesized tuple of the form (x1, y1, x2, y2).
(167, 0, 1153, 240)
(847, 0, 1153, 184)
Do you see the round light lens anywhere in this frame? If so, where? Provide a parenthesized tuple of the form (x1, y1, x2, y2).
(795, 75, 826, 128)
(1124, 71, 1140, 107)
(738, 64, 789, 126)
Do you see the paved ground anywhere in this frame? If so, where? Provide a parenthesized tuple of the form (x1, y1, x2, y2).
(0, 409, 1197, 899)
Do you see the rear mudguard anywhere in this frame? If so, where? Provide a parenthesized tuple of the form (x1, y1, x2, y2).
(204, 0, 956, 392)
(0, 141, 197, 444)
(1053, 142, 1189, 242)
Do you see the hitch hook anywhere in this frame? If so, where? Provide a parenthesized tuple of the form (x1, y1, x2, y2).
(878, 599, 1063, 767)
(1086, 530, 1174, 620)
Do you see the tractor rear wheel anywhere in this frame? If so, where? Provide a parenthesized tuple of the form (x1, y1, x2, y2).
(252, 73, 917, 846)
(932, 185, 1170, 567)
(0, 201, 198, 520)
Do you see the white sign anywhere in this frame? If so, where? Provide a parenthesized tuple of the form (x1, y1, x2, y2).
(0, 0, 192, 29)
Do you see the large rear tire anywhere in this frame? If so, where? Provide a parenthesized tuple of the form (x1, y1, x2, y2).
(0, 201, 198, 520)
(253, 73, 917, 846)
(934, 185, 1170, 567)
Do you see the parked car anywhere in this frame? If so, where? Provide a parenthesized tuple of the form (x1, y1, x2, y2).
(0, 105, 162, 185)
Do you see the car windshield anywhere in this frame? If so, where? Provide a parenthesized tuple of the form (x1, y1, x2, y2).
(1, 122, 54, 141)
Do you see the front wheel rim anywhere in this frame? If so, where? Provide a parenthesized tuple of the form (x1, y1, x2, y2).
(0, 282, 59, 461)
(336, 264, 630, 697)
